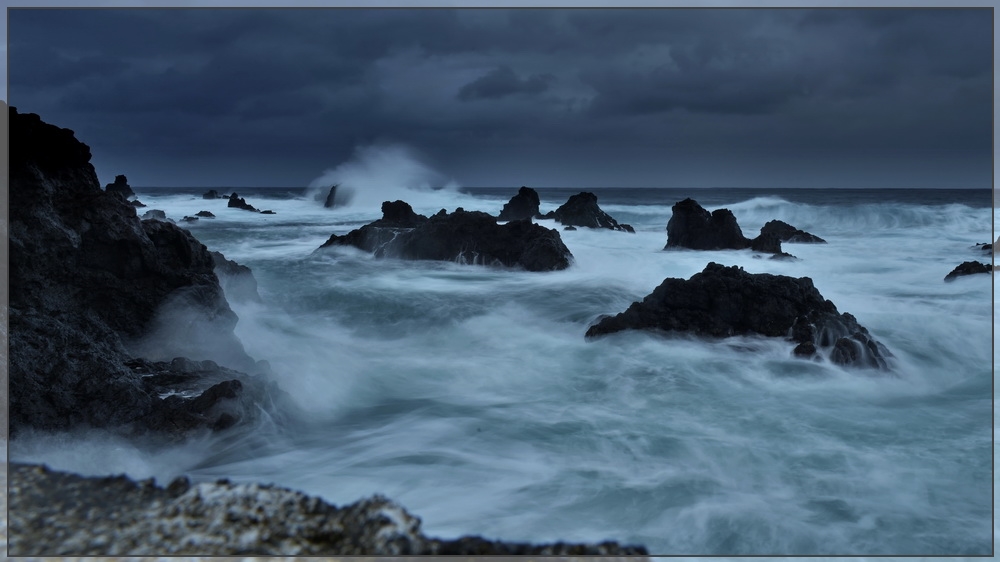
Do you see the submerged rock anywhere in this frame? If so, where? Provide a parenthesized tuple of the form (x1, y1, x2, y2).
(228, 192, 260, 212)
(758, 220, 826, 244)
(944, 261, 992, 281)
(318, 201, 572, 271)
(8, 463, 649, 556)
(8, 106, 258, 435)
(104, 174, 135, 199)
(541, 191, 634, 232)
(665, 198, 749, 250)
(585, 262, 893, 370)
(498, 186, 541, 221)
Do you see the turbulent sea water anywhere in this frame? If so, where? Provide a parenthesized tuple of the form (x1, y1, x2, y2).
(11, 186, 994, 555)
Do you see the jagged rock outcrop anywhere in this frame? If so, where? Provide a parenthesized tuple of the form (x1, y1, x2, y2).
(749, 232, 796, 260)
(9, 463, 649, 556)
(586, 262, 893, 369)
(541, 191, 634, 232)
(8, 106, 261, 436)
(944, 261, 992, 281)
(210, 251, 262, 303)
(318, 201, 572, 271)
(130, 199, 146, 208)
(228, 192, 259, 212)
(104, 174, 135, 199)
(759, 220, 826, 244)
(324, 184, 340, 208)
(498, 186, 541, 221)
(203, 189, 221, 199)
(665, 198, 750, 250)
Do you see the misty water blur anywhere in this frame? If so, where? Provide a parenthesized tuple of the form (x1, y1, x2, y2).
(9, 175, 992, 554)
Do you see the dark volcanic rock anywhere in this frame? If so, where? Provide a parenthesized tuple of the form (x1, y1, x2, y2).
(749, 232, 796, 259)
(195, 210, 215, 218)
(324, 184, 340, 208)
(541, 191, 633, 232)
(319, 202, 572, 271)
(228, 192, 260, 212)
(665, 198, 750, 250)
(130, 199, 146, 208)
(9, 463, 648, 556)
(759, 220, 826, 244)
(104, 174, 135, 199)
(497, 186, 541, 221)
(203, 189, 221, 199)
(8, 106, 257, 435)
(210, 251, 262, 303)
(944, 261, 993, 281)
(585, 262, 892, 369)
(260, 209, 276, 214)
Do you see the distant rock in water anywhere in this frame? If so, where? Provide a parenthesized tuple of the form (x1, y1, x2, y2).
(8, 463, 648, 556)
(324, 184, 340, 208)
(750, 232, 796, 260)
(585, 262, 893, 370)
(210, 251, 262, 303)
(759, 220, 826, 244)
(944, 261, 992, 281)
(228, 192, 260, 212)
(8, 105, 263, 436)
(498, 186, 541, 221)
(104, 174, 135, 199)
(665, 198, 750, 250)
(318, 201, 572, 271)
(195, 210, 215, 218)
(260, 210, 276, 215)
(541, 191, 634, 232)
(203, 189, 221, 199)
(141, 209, 168, 221)
(181, 216, 198, 223)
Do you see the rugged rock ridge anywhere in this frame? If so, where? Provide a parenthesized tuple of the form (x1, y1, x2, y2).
(542, 191, 634, 232)
(318, 201, 573, 271)
(9, 463, 649, 556)
(586, 262, 893, 370)
(498, 186, 541, 221)
(8, 106, 266, 435)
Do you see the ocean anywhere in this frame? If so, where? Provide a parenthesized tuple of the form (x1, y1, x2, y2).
(10, 186, 994, 555)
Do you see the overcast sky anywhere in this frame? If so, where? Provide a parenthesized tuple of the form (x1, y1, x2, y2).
(7, 6, 994, 188)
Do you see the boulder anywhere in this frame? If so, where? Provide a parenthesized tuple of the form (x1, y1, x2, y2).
(944, 261, 992, 281)
(104, 174, 135, 199)
(203, 189, 221, 199)
(8, 463, 648, 556)
(540, 191, 633, 232)
(497, 186, 541, 221)
(195, 210, 215, 218)
(8, 106, 260, 436)
(665, 198, 750, 250)
(585, 262, 893, 369)
(227, 192, 260, 212)
(318, 202, 572, 272)
(759, 220, 826, 244)
(749, 232, 796, 259)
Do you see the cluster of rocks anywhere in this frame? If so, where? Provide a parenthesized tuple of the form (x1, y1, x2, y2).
(497, 186, 634, 233)
(318, 200, 573, 272)
(8, 463, 648, 556)
(203, 189, 276, 214)
(665, 198, 825, 259)
(586, 262, 893, 370)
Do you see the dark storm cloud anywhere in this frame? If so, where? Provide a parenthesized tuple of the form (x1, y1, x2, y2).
(7, 7, 992, 188)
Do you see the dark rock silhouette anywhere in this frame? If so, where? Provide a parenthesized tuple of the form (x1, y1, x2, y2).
(210, 251, 262, 303)
(104, 174, 135, 199)
(665, 198, 749, 250)
(318, 201, 572, 271)
(324, 184, 340, 208)
(141, 209, 168, 221)
(130, 199, 146, 208)
(203, 189, 221, 199)
(750, 232, 796, 260)
(944, 261, 992, 281)
(181, 216, 198, 223)
(759, 220, 826, 244)
(9, 463, 648, 556)
(195, 210, 215, 218)
(228, 192, 260, 212)
(498, 186, 541, 222)
(586, 262, 892, 370)
(9, 106, 262, 436)
(541, 191, 634, 232)
(260, 210, 276, 214)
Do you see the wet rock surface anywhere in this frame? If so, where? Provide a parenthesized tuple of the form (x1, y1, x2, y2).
(8, 463, 649, 556)
(944, 260, 993, 281)
(586, 262, 893, 369)
(498, 185, 541, 221)
(541, 191, 634, 232)
(319, 201, 573, 271)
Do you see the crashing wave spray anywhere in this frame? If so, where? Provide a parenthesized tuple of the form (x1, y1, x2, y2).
(307, 143, 460, 210)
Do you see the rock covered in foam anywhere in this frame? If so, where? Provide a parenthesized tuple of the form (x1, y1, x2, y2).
(8, 463, 648, 556)
(759, 219, 826, 244)
(318, 201, 572, 271)
(585, 262, 893, 370)
(541, 191, 634, 232)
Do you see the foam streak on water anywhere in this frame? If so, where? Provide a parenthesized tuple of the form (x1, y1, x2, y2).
(11, 187, 992, 555)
